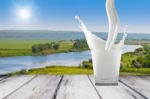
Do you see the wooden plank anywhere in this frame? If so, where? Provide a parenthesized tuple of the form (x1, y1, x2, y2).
(0, 77, 4, 81)
(6, 75, 62, 99)
(0, 75, 35, 99)
(142, 76, 150, 81)
(89, 75, 145, 99)
(1, 75, 149, 99)
(120, 76, 150, 99)
(56, 75, 100, 99)
(0, 75, 8, 81)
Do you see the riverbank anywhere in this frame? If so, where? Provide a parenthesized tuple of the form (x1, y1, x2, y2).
(0, 40, 89, 57)
(0, 40, 74, 57)
(6, 66, 150, 76)
(0, 40, 149, 57)
(7, 66, 93, 76)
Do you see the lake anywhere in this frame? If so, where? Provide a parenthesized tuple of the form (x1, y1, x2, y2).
(0, 45, 142, 74)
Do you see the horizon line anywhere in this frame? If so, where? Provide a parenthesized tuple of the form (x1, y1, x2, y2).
(0, 29, 149, 34)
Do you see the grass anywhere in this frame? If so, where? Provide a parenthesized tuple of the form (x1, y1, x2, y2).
(120, 67, 150, 76)
(0, 49, 32, 57)
(0, 39, 52, 49)
(31, 40, 76, 55)
(0, 39, 52, 56)
(121, 53, 138, 67)
(55, 40, 75, 52)
(7, 66, 93, 76)
(0, 39, 149, 49)
(7, 66, 150, 76)
(0, 40, 88, 57)
(0, 40, 75, 57)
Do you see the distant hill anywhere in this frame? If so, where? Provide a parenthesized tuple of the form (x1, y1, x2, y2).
(0, 30, 150, 41)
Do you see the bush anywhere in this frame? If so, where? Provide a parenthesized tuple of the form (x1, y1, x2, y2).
(52, 43, 59, 50)
(81, 61, 93, 69)
(72, 40, 88, 49)
(32, 45, 40, 53)
(38, 43, 50, 51)
(32, 42, 60, 53)
(121, 44, 150, 69)
(144, 45, 150, 53)
(132, 60, 142, 68)
(136, 56, 144, 63)
(134, 48, 145, 55)
(20, 69, 27, 74)
(143, 60, 150, 68)
(143, 55, 150, 68)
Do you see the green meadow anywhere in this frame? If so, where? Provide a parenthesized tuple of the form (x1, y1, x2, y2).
(0, 39, 50, 56)
(0, 39, 76, 56)
(0, 49, 32, 57)
(0, 39, 51, 49)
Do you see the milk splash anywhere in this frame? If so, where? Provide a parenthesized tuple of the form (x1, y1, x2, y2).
(105, 0, 120, 50)
(75, 0, 128, 85)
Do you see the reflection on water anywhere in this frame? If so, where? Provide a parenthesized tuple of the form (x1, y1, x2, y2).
(0, 45, 142, 74)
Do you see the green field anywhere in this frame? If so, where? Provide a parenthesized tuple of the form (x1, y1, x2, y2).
(0, 40, 75, 56)
(0, 39, 52, 49)
(0, 49, 32, 57)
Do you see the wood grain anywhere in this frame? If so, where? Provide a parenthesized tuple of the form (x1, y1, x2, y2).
(0, 75, 35, 99)
(56, 75, 100, 99)
(0, 76, 8, 81)
(0, 75, 150, 99)
(89, 75, 146, 99)
(120, 76, 150, 99)
(0, 77, 4, 81)
(6, 75, 62, 99)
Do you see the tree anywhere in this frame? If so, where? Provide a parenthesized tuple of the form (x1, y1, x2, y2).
(81, 61, 93, 69)
(38, 44, 50, 51)
(50, 42, 59, 50)
(32, 45, 40, 53)
(53, 43, 59, 50)
(143, 54, 150, 68)
(72, 40, 88, 49)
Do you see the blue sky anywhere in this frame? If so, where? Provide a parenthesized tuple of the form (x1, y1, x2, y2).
(0, 0, 150, 33)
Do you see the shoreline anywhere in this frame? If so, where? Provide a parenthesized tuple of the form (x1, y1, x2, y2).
(5, 66, 150, 76)
(0, 40, 148, 57)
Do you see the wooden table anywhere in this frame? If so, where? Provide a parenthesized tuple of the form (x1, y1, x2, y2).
(0, 75, 150, 99)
